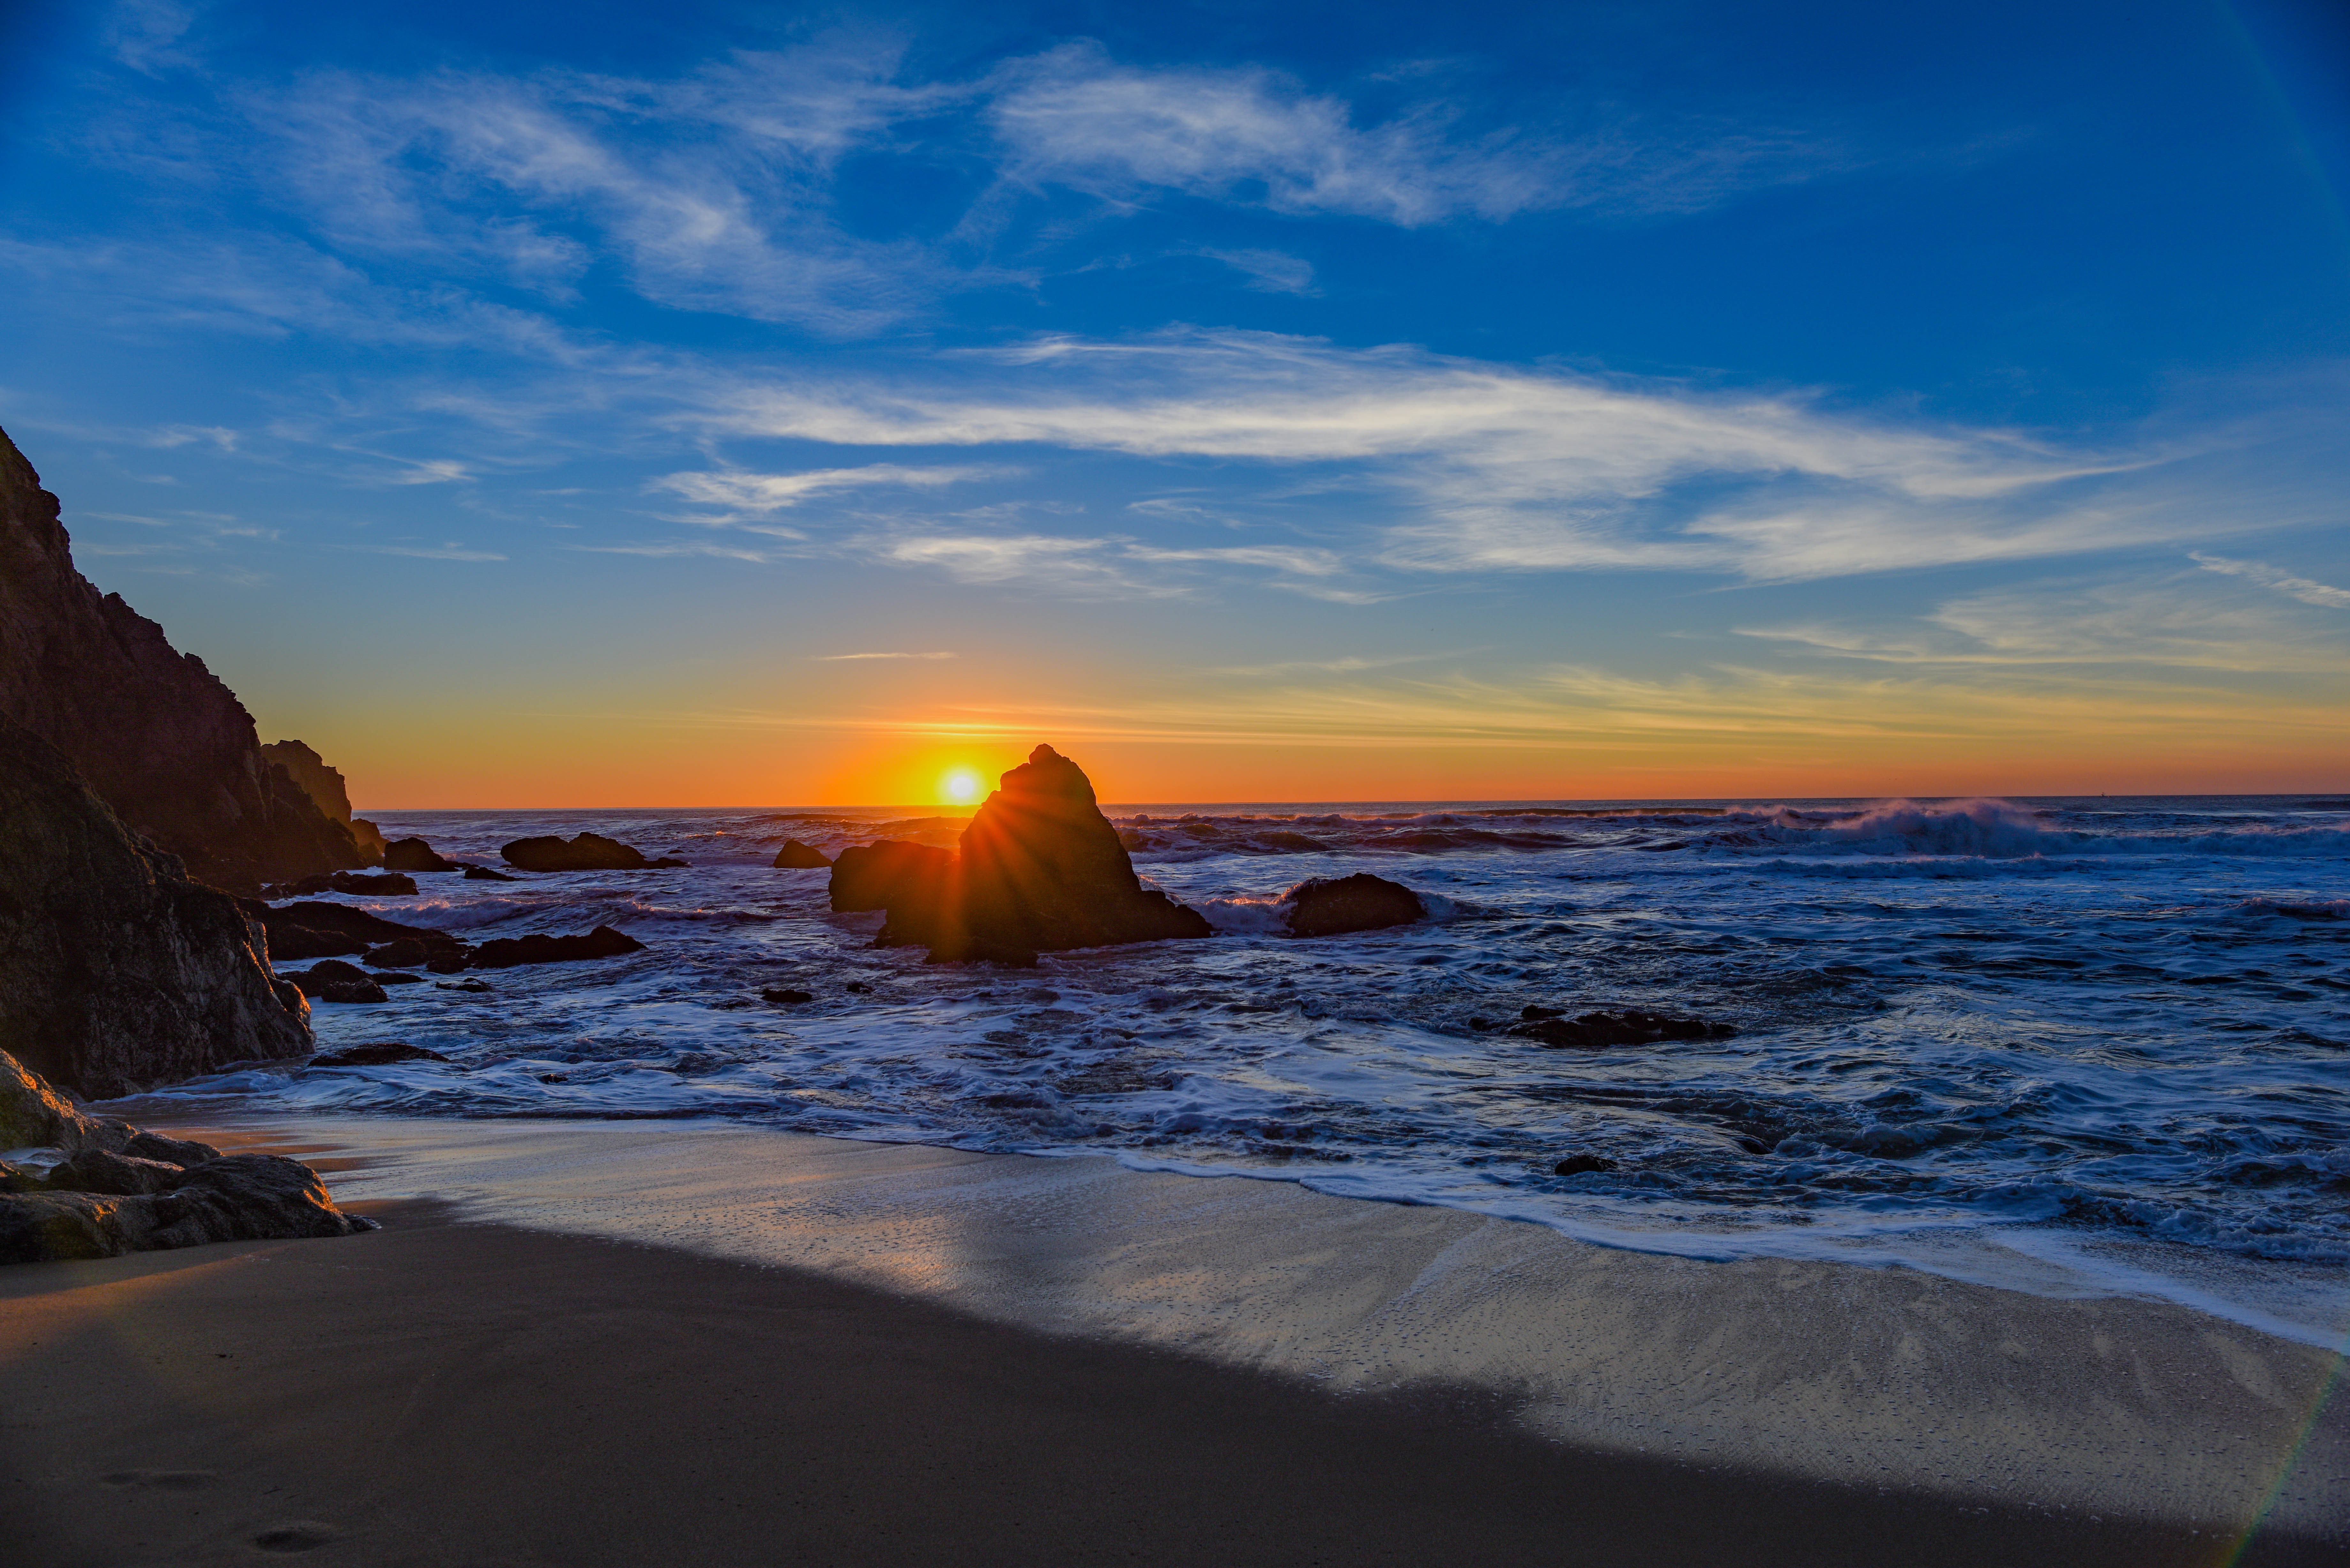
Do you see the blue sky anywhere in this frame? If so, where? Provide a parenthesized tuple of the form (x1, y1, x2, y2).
(2, 0, 2346, 803)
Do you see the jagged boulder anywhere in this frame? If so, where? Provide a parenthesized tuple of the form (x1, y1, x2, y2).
(500, 832, 686, 871)
(0, 1047, 372, 1263)
(772, 839, 832, 868)
(1276, 874, 1426, 938)
(0, 716, 312, 1098)
(0, 427, 366, 892)
(383, 836, 458, 872)
(827, 746, 1209, 963)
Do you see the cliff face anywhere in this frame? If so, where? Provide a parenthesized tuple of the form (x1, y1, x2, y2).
(0, 714, 312, 1099)
(0, 426, 363, 892)
(260, 739, 386, 862)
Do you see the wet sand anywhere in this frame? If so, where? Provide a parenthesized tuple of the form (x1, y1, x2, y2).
(2, 1115, 2342, 1566)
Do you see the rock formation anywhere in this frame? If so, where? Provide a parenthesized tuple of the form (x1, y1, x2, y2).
(772, 839, 832, 868)
(0, 425, 367, 893)
(259, 739, 388, 862)
(266, 871, 417, 898)
(251, 902, 469, 970)
(828, 745, 1209, 963)
(0, 716, 312, 1099)
(1276, 874, 1425, 938)
(384, 836, 458, 872)
(500, 832, 687, 871)
(468, 925, 645, 968)
(1, 1049, 372, 1263)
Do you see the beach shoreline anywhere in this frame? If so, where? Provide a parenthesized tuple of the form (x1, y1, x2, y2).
(5, 1112, 2338, 1564)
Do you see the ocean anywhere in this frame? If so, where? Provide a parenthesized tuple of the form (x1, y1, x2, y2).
(109, 795, 2350, 1342)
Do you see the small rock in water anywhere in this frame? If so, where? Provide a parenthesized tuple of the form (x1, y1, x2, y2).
(1512, 1009, 1736, 1048)
(265, 871, 418, 898)
(500, 832, 684, 871)
(311, 1042, 450, 1067)
(435, 978, 493, 992)
(762, 987, 815, 1004)
(383, 837, 458, 873)
(462, 864, 517, 881)
(1554, 1154, 1616, 1176)
(365, 939, 431, 968)
(1277, 873, 1426, 938)
(316, 980, 389, 1004)
(844, 981, 871, 993)
(284, 960, 369, 994)
(369, 970, 426, 985)
(468, 924, 646, 969)
(772, 839, 832, 869)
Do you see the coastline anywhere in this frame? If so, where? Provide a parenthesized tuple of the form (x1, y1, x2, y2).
(3, 1112, 2335, 1564)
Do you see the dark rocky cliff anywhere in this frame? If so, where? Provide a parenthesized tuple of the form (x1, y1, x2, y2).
(260, 739, 387, 862)
(0, 714, 312, 1099)
(0, 425, 363, 892)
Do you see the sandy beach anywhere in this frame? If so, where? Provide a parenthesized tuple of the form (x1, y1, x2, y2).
(4, 1116, 2341, 1567)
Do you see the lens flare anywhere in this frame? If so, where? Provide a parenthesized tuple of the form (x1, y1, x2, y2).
(944, 768, 981, 803)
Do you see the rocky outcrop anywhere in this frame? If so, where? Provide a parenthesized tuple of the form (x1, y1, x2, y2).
(1276, 874, 1425, 938)
(772, 839, 832, 868)
(384, 837, 458, 872)
(0, 426, 367, 893)
(501, 833, 686, 871)
(266, 871, 417, 898)
(0, 1048, 372, 1263)
(0, 716, 312, 1099)
(253, 902, 470, 970)
(259, 740, 387, 862)
(468, 925, 644, 969)
(828, 745, 1209, 963)
(1511, 1007, 1737, 1049)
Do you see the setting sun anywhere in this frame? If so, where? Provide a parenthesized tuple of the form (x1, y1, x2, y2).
(943, 768, 982, 803)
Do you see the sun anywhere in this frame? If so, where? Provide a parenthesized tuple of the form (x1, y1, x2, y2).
(943, 768, 982, 804)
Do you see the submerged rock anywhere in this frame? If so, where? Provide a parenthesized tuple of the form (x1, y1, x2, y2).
(831, 746, 1210, 963)
(1512, 1008, 1736, 1049)
(0, 716, 312, 1098)
(0, 1047, 372, 1264)
(461, 863, 517, 881)
(772, 839, 832, 869)
(1276, 873, 1426, 938)
(467, 925, 645, 969)
(383, 837, 459, 873)
(311, 1042, 449, 1067)
(500, 833, 686, 872)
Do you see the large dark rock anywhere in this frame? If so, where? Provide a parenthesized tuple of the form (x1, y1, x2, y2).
(383, 836, 458, 873)
(0, 717, 313, 1098)
(0, 426, 368, 893)
(1275, 873, 1426, 938)
(259, 740, 387, 864)
(826, 746, 1210, 962)
(0, 1047, 371, 1263)
(772, 839, 832, 868)
(501, 832, 686, 871)
(468, 925, 645, 969)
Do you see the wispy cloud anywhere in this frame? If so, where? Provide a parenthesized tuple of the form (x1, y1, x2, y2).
(653, 464, 1004, 515)
(815, 650, 959, 661)
(701, 327, 2210, 583)
(987, 43, 1835, 225)
(358, 543, 507, 561)
(2190, 551, 2350, 609)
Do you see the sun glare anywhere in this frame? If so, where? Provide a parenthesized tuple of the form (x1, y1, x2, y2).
(943, 768, 981, 804)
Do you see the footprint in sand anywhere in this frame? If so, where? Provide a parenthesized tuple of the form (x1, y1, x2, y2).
(101, 1469, 216, 1491)
(254, 1522, 342, 1552)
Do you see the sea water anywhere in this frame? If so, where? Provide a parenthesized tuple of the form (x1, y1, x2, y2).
(111, 796, 2350, 1340)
